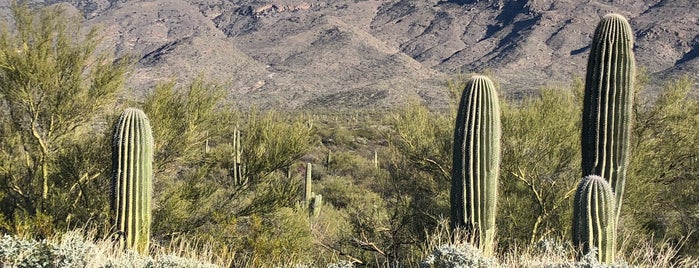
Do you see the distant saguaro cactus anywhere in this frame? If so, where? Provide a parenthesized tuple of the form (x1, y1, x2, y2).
(304, 162, 312, 204)
(111, 108, 154, 254)
(303, 162, 322, 218)
(572, 175, 616, 263)
(581, 13, 635, 222)
(450, 75, 501, 257)
(232, 125, 246, 185)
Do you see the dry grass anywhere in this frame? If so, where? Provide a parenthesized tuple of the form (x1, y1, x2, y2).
(1, 229, 228, 267)
(419, 219, 699, 268)
(617, 229, 699, 268)
(4, 223, 698, 267)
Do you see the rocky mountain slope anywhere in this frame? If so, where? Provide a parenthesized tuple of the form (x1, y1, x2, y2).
(4, 0, 699, 109)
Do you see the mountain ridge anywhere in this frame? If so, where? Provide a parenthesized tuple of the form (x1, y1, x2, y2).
(5, 0, 698, 109)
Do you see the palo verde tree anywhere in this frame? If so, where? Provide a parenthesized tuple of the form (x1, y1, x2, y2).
(0, 3, 130, 233)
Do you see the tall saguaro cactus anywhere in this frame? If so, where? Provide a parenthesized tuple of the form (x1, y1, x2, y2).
(581, 13, 635, 222)
(304, 162, 313, 204)
(450, 75, 501, 256)
(111, 108, 154, 254)
(572, 175, 616, 263)
(232, 125, 246, 186)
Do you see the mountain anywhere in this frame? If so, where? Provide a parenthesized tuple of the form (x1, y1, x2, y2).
(5, 0, 699, 109)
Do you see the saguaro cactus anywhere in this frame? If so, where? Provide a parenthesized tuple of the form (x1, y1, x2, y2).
(450, 75, 501, 256)
(232, 125, 246, 185)
(111, 108, 154, 254)
(581, 13, 635, 222)
(304, 162, 313, 204)
(302, 163, 322, 218)
(572, 175, 616, 263)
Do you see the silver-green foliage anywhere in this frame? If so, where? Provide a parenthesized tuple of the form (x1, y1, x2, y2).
(325, 260, 355, 268)
(0, 233, 219, 268)
(419, 244, 497, 268)
(0, 234, 53, 267)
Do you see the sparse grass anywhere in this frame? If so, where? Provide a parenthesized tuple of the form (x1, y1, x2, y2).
(416, 220, 699, 268)
(0, 229, 225, 267)
(3, 225, 697, 267)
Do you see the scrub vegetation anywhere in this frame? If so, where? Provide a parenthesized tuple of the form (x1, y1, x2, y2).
(0, 3, 697, 267)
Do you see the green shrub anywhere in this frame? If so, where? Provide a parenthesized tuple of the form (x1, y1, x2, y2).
(625, 76, 699, 257)
(238, 208, 314, 266)
(0, 2, 129, 235)
(499, 85, 582, 249)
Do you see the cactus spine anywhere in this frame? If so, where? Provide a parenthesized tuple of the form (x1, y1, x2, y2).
(111, 108, 154, 254)
(450, 75, 500, 256)
(572, 175, 616, 263)
(581, 13, 635, 223)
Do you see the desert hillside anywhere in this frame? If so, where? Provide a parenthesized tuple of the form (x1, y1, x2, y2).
(5, 0, 698, 109)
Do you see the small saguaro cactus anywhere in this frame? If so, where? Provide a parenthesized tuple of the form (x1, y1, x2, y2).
(111, 108, 154, 254)
(372, 149, 379, 168)
(303, 162, 322, 217)
(304, 162, 313, 204)
(232, 125, 247, 186)
(325, 149, 332, 168)
(572, 175, 616, 264)
(309, 193, 322, 218)
(450, 75, 501, 257)
(581, 13, 635, 223)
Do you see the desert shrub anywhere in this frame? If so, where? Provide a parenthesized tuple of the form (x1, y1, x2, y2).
(0, 2, 128, 235)
(309, 203, 355, 265)
(235, 208, 314, 267)
(148, 254, 219, 268)
(420, 244, 497, 268)
(389, 101, 453, 182)
(0, 231, 221, 267)
(324, 151, 378, 180)
(327, 126, 356, 148)
(326, 260, 356, 268)
(101, 251, 154, 268)
(316, 175, 393, 264)
(140, 77, 315, 259)
(625, 76, 699, 257)
(140, 77, 232, 175)
(0, 234, 53, 267)
(498, 84, 583, 249)
(51, 232, 98, 267)
(384, 100, 453, 261)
